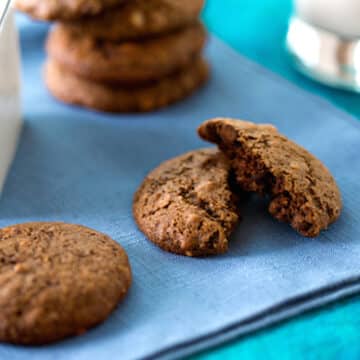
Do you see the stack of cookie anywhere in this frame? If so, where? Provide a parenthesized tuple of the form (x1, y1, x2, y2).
(16, 0, 209, 113)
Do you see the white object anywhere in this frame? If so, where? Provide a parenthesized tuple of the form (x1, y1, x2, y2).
(288, 0, 360, 92)
(0, 6, 22, 195)
(296, 0, 360, 39)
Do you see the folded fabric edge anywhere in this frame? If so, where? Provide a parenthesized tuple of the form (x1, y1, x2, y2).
(143, 276, 360, 360)
(139, 39, 360, 360)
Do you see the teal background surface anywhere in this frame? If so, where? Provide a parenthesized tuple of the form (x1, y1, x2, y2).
(203, 0, 360, 118)
(196, 0, 360, 359)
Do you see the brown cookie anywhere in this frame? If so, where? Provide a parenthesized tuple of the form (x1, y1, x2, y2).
(15, 0, 125, 21)
(0, 222, 132, 344)
(133, 149, 240, 257)
(198, 118, 342, 237)
(64, 0, 205, 41)
(44, 57, 209, 113)
(46, 22, 207, 85)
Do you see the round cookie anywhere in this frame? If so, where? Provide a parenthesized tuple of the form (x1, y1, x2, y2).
(133, 149, 240, 257)
(15, 0, 125, 21)
(0, 222, 132, 344)
(45, 57, 209, 113)
(64, 0, 205, 41)
(198, 118, 342, 237)
(46, 22, 207, 85)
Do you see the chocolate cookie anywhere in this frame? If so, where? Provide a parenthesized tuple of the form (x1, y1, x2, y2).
(15, 0, 125, 21)
(0, 222, 132, 344)
(133, 149, 240, 257)
(45, 57, 209, 113)
(65, 0, 205, 41)
(46, 22, 207, 85)
(198, 118, 342, 237)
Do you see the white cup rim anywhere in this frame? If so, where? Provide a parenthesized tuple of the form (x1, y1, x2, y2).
(0, 0, 12, 28)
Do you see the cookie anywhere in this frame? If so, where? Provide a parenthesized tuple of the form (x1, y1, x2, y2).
(133, 149, 240, 257)
(46, 22, 207, 85)
(45, 57, 209, 113)
(15, 0, 125, 21)
(64, 0, 205, 41)
(198, 118, 342, 237)
(0, 222, 132, 344)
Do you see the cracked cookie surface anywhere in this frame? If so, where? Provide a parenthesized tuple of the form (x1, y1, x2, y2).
(198, 118, 342, 237)
(0, 222, 132, 344)
(133, 149, 240, 257)
(15, 0, 125, 21)
(65, 0, 205, 41)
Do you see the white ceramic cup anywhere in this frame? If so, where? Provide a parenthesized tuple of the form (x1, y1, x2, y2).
(0, 5, 23, 194)
(287, 0, 360, 92)
(296, 0, 360, 39)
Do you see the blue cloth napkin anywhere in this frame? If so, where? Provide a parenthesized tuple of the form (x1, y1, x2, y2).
(1, 17, 360, 360)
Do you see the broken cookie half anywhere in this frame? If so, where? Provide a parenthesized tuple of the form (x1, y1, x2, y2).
(133, 149, 240, 257)
(198, 118, 342, 237)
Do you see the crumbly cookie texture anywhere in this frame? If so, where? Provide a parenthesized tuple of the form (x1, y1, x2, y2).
(65, 0, 205, 41)
(15, 0, 124, 21)
(46, 22, 207, 85)
(45, 57, 209, 113)
(133, 149, 240, 257)
(0, 222, 132, 344)
(198, 118, 342, 237)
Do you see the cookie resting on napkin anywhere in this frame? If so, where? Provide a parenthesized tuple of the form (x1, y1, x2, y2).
(134, 118, 342, 257)
(0, 222, 131, 345)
